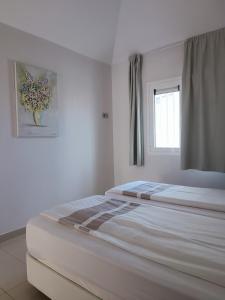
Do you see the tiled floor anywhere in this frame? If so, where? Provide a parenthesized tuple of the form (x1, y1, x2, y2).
(0, 234, 49, 300)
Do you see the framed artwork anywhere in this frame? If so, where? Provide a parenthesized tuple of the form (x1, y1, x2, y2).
(14, 61, 58, 137)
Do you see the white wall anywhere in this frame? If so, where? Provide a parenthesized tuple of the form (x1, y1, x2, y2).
(112, 43, 225, 188)
(0, 23, 114, 235)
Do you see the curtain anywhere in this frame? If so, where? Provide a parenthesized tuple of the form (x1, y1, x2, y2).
(129, 54, 144, 166)
(181, 28, 225, 172)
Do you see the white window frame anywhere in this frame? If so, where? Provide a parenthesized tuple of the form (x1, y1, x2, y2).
(147, 77, 181, 155)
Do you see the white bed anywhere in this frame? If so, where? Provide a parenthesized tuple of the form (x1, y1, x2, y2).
(27, 216, 225, 300)
(106, 181, 225, 213)
(26, 181, 225, 300)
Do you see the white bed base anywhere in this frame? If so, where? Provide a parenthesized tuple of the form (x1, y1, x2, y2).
(26, 253, 101, 300)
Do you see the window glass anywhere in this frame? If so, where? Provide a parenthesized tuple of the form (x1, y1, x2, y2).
(154, 89, 180, 149)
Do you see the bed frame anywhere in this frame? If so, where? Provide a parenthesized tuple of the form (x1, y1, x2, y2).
(26, 254, 101, 300)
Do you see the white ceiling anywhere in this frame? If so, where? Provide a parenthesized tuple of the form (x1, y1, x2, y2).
(113, 0, 225, 63)
(0, 0, 121, 64)
(0, 0, 224, 64)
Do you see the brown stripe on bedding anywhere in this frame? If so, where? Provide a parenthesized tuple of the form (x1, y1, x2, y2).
(122, 182, 172, 200)
(86, 202, 140, 231)
(59, 199, 126, 226)
(141, 185, 172, 200)
(122, 182, 161, 197)
(122, 190, 138, 197)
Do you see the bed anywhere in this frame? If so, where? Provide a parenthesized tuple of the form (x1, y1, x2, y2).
(26, 181, 225, 300)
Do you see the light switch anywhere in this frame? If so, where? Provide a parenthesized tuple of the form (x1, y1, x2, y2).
(102, 113, 109, 119)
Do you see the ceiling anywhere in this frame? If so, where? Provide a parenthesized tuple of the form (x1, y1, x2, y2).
(114, 0, 225, 63)
(0, 0, 121, 63)
(0, 0, 224, 64)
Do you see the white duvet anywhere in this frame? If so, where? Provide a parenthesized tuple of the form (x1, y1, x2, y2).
(107, 181, 225, 212)
(42, 193, 225, 289)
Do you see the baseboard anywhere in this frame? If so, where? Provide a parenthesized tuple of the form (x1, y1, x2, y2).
(0, 227, 26, 243)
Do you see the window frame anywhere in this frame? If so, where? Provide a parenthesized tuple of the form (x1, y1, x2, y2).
(147, 77, 182, 155)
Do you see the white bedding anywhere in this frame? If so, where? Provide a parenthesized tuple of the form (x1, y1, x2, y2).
(27, 181, 225, 300)
(106, 181, 225, 212)
(27, 214, 225, 300)
(41, 195, 225, 291)
(105, 192, 225, 220)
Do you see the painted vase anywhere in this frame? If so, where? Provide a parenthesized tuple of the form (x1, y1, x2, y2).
(33, 111, 41, 126)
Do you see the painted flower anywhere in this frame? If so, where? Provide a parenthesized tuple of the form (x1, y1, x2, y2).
(19, 71, 52, 113)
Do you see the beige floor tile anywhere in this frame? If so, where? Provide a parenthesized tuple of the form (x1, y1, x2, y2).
(0, 235, 26, 263)
(0, 293, 13, 300)
(7, 282, 49, 300)
(0, 249, 26, 291)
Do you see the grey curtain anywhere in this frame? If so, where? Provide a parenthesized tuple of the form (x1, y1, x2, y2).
(129, 54, 144, 166)
(181, 28, 225, 172)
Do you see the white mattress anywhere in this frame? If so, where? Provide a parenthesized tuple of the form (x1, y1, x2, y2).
(27, 215, 225, 300)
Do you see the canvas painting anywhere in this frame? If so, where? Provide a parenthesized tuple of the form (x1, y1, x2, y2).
(14, 62, 58, 137)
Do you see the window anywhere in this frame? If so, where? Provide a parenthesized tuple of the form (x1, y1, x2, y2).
(148, 78, 181, 153)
